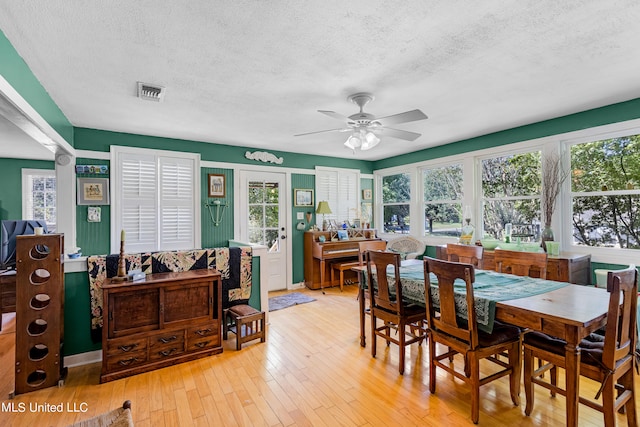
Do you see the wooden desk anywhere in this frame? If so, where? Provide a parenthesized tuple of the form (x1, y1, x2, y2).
(0, 270, 17, 331)
(495, 285, 609, 427)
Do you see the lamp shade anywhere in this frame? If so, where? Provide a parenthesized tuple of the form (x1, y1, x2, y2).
(316, 201, 332, 214)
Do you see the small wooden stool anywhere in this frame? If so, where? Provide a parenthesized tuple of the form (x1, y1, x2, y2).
(223, 304, 266, 350)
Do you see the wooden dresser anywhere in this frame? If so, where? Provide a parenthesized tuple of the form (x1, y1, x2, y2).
(436, 245, 591, 285)
(100, 269, 222, 383)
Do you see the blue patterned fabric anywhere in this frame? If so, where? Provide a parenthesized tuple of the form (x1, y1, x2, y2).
(369, 263, 569, 333)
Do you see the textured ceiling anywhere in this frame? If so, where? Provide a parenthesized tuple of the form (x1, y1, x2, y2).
(2, 1, 640, 161)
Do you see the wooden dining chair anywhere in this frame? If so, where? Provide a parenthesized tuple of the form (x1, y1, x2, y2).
(366, 250, 427, 375)
(331, 240, 387, 291)
(522, 265, 638, 427)
(494, 248, 547, 279)
(423, 256, 521, 424)
(446, 243, 484, 268)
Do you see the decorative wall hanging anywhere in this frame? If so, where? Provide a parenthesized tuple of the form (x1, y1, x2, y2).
(294, 188, 314, 207)
(205, 200, 228, 226)
(245, 150, 284, 164)
(208, 174, 226, 197)
(362, 189, 372, 200)
(77, 177, 110, 205)
(87, 206, 102, 222)
(76, 165, 109, 174)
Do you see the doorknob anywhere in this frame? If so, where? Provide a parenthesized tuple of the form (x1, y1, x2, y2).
(281, 234, 286, 239)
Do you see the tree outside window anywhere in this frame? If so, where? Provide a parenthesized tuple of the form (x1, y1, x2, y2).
(382, 173, 410, 233)
(423, 164, 463, 237)
(23, 169, 56, 232)
(571, 135, 640, 249)
(481, 151, 541, 240)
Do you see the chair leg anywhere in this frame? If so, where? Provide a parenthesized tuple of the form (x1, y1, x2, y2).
(370, 313, 377, 358)
(428, 337, 437, 393)
(601, 377, 616, 427)
(524, 347, 535, 416)
(621, 370, 637, 425)
(469, 352, 480, 424)
(339, 269, 344, 292)
(550, 365, 557, 397)
(398, 322, 406, 375)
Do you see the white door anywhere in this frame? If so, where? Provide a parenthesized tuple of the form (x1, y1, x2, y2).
(239, 171, 288, 291)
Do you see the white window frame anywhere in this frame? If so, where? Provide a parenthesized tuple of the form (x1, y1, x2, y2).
(421, 161, 465, 238)
(111, 146, 201, 253)
(22, 168, 56, 232)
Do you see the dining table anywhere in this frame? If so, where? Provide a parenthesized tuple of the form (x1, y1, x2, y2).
(354, 259, 611, 427)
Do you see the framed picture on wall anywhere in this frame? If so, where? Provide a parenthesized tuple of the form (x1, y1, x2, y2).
(362, 189, 372, 200)
(294, 188, 314, 207)
(77, 177, 110, 205)
(208, 174, 225, 197)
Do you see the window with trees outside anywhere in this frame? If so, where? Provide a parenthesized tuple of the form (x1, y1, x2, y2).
(423, 163, 463, 237)
(22, 169, 56, 232)
(571, 134, 640, 249)
(382, 173, 411, 233)
(481, 151, 541, 241)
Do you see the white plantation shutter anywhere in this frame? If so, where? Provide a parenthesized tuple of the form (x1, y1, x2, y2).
(113, 147, 199, 253)
(121, 156, 157, 252)
(159, 157, 194, 250)
(315, 167, 360, 224)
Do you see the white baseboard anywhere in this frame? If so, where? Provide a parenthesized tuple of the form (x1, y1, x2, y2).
(64, 350, 102, 367)
(288, 281, 306, 290)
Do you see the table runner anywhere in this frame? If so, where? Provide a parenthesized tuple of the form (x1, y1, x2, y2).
(369, 263, 570, 333)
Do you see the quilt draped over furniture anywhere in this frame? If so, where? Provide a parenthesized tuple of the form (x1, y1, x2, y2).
(87, 247, 252, 342)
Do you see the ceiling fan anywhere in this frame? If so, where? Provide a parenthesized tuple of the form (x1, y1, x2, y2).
(294, 92, 428, 152)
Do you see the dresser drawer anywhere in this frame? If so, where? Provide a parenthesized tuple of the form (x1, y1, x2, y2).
(187, 335, 219, 352)
(148, 330, 186, 361)
(187, 322, 219, 339)
(106, 350, 148, 372)
(106, 336, 148, 357)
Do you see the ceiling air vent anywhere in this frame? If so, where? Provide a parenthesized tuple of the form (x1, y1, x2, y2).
(137, 82, 165, 102)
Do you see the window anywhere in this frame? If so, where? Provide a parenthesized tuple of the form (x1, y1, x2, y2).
(570, 134, 640, 249)
(481, 151, 541, 240)
(315, 167, 360, 226)
(248, 180, 280, 251)
(382, 173, 411, 233)
(22, 169, 56, 232)
(112, 147, 200, 253)
(423, 163, 463, 237)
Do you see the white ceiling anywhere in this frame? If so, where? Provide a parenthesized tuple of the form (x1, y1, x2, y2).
(2, 1, 640, 161)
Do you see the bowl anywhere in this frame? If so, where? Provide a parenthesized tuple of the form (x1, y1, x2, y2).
(521, 242, 543, 252)
(480, 238, 500, 250)
(68, 252, 82, 259)
(496, 242, 521, 251)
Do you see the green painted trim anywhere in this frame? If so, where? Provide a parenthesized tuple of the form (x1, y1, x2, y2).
(374, 97, 640, 170)
(74, 128, 374, 173)
(0, 29, 74, 144)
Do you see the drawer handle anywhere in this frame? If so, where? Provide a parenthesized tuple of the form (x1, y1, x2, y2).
(159, 335, 178, 344)
(194, 341, 210, 348)
(195, 328, 212, 336)
(159, 348, 178, 357)
(118, 344, 138, 352)
(118, 357, 141, 366)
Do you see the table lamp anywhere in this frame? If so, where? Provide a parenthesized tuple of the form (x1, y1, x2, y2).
(316, 201, 332, 231)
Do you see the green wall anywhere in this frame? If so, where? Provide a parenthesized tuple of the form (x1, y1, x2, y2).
(63, 271, 102, 355)
(0, 158, 54, 221)
(0, 29, 73, 145)
(74, 128, 374, 173)
(201, 167, 234, 248)
(291, 174, 315, 284)
(75, 158, 110, 255)
(374, 97, 640, 170)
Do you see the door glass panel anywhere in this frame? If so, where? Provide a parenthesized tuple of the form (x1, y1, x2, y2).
(247, 180, 281, 253)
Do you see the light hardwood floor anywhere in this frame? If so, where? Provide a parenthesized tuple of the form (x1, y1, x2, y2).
(0, 285, 637, 426)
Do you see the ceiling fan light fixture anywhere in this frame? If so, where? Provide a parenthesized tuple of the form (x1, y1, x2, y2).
(361, 132, 380, 150)
(344, 135, 361, 150)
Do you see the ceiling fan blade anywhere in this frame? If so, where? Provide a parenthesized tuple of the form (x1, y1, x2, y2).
(376, 109, 428, 126)
(318, 110, 353, 123)
(294, 127, 350, 137)
(379, 127, 422, 141)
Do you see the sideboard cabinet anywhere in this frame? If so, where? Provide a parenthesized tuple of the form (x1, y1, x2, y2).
(100, 269, 222, 383)
(436, 245, 591, 285)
